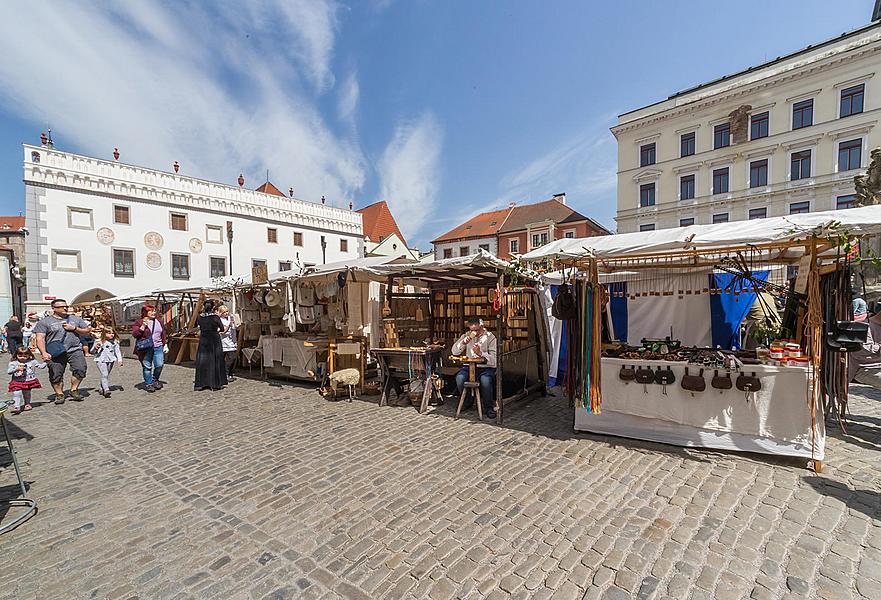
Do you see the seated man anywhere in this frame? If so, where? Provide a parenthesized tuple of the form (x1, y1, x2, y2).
(452, 316, 498, 418)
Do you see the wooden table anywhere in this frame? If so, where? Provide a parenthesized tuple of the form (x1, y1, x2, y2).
(449, 355, 488, 420)
(370, 346, 445, 413)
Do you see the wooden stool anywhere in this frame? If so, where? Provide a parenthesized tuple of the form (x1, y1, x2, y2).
(454, 356, 485, 421)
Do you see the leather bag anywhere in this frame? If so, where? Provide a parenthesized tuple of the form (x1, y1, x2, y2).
(736, 372, 762, 393)
(635, 366, 654, 384)
(552, 285, 577, 320)
(681, 367, 706, 393)
(654, 366, 675, 385)
(619, 364, 636, 383)
(711, 370, 732, 391)
(826, 320, 868, 353)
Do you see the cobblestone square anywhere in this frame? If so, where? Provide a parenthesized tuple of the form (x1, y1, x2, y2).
(0, 362, 879, 599)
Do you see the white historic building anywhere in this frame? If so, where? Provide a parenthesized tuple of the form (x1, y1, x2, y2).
(23, 144, 364, 310)
(613, 21, 881, 233)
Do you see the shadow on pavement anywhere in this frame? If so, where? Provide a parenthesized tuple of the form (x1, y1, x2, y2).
(802, 476, 881, 522)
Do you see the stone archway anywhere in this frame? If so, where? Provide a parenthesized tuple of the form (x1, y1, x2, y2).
(71, 287, 114, 305)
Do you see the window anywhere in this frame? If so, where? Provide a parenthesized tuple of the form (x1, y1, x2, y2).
(443, 248, 453, 259)
(790, 150, 812, 180)
(113, 205, 130, 225)
(712, 168, 729, 194)
(679, 218, 695, 227)
(749, 159, 768, 188)
(52, 249, 82, 272)
(789, 201, 810, 215)
(750, 112, 769, 140)
(210, 257, 227, 278)
(639, 183, 656, 207)
(459, 246, 469, 257)
(509, 239, 519, 253)
(680, 175, 695, 200)
(749, 207, 767, 220)
(712, 213, 729, 224)
(564, 231, 575, 239)
(252, 259, 267, 270)
(206, 224, 223, 243)
(840, 84, 864, 118)
(340, 239, 349, 252)
(171, 253, 190, 280)
(478, 243, 490, 251)
(837, 194, 857, 210)
(267, 228, 278, 243)
(680, 132, 695, 157)
(278, 261, 292, 272)
(640, 143, 656, 167)
(67, 207, 93, 230)
(113, 249, 135, 277)
(838, 139, 862, 172)
(531, 233, 549, 247)
(792, 99, 813, 129)
(170, 212, 188, 231)
(713, 123, 730, 149)
(293, 232, 303, 246)
(30, 151, 40, 163)
(639, 224, 655, 232)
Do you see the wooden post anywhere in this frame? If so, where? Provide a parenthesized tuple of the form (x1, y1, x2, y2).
(496, 272, 505, 424)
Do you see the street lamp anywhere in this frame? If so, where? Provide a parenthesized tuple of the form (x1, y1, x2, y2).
(226, 221, 234, 276)
(320, 235, 327, 265)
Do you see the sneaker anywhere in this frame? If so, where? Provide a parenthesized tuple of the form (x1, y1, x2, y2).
(70, 389, 83, 401)
(153, 381, 163, 390)
(145, 384, 156, 393)
(486, 409, 497, 419)
(23, 404, 33, 411)
(54, 394, 66, 405)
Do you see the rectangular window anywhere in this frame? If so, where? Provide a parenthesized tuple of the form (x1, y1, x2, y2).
(840, 84, 864, 118)
(712, 168, 729, 194)
(640, 143, 656, 167)
(113, 249, 135, 277)
(838, 139, 862, 172)
(478, 243, 490, 251)
(750, 112, 769, 140)
(206, 224, 223, 243)
(509, 239, 519, 253)
(749, 207, 767, 220)
(713, 123, 730, 149)
(679, 218, 694, 227)
(67, 207, 93, 230)
(639, 223, 655, 232)
(293, 232, 303, 246)
(792, 99, 813, 129)
(789, 201, 810, 215)
(712, 213, 729, 224)
(459, 246, 469, 257)
(443, 248, 453, 259)
(171, 253, 190, 280)
(340, 239, 349, 252)
(836, 194, 857, 210)
(113, 205, 130, 225)
(251, 259, 267, 271)
(790, 150, 812, 180)
(639, 182, 656, 207)
(749, 159, 768, 188)
(564, 231, 575, 239)
(680, 132, 695, 157)
(680, 175, 695, 200)
(267, 228, 278, 243)
(209, 257, 227, 278)
(170, 212, 188, 231)
(278, 261, 292, 272)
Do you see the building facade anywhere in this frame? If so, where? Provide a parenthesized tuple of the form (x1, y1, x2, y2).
(357, 201, 419, 260)
(613, 22, 881, 233)
(23, 144, 364, 309)
(432, 206, 513, 260)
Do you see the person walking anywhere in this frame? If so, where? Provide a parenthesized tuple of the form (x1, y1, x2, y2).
(7, 346, 48, 414)
(33, 299, 92, 404)
(91, 327, 123, 398)
(132, 305, 167, 393)
(22, 319, 34, 351)
(4, 315, 23, 355)
(194, 299, 227, 391)
(218, 304, 237, 381)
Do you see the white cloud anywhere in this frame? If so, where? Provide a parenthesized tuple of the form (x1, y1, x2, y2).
(337, 71, 360, 128)
(378, 112, 444, 241)
(0, 0, 362, 206)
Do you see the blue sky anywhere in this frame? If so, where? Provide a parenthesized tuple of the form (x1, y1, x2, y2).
(0, 1, 875, 249)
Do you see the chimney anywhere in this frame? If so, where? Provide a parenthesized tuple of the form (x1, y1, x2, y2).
(553, 192, 566, 205)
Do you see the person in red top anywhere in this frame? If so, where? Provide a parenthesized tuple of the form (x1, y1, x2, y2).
(131, 305, 167, 393)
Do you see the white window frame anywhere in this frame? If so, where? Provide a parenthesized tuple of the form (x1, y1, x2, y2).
(169, 211, 188, 232)
(293, 231, 304, 247)
(278, 261, 292, 272)
(170, 252, 191, 280)
(67, 206, 94, 230)
(710, 163, 733, 197)
(51, 249, 82, 273)
(267, 227, 278, 244)
(834, 135, 867, 174)
(638, 223, 656, 232)
(209, 255, 227, 278)
(678, 172, 698, 202)
(679, 216, 695, 227)
(746, 155, 772, 192)
(509, 238, 519, 254)
(206, 224, 223, 244)
(111, 247, 136, 278)
(834, 74, 872, 119)
(786, 89, 820, 131)
(787, 146, 815, 182)
(788, 199, 812, 215)
(113, 204, 131, 226)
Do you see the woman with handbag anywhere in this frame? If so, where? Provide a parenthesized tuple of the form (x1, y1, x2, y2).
(132, 304, 167, 393)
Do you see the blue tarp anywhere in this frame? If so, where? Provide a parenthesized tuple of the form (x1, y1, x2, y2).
(709, 271, 769, 349)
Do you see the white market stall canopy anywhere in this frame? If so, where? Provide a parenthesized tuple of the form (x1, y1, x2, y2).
(520, 205, 881, 265)
(289, 254, 415, 283)
(369, 249, 537, 283)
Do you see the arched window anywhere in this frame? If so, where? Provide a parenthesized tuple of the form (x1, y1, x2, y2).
(30, 151, 40, 163)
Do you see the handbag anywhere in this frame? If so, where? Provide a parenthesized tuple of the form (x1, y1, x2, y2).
(552, 285, 577, 320)
(618, 364, 636, 383)
(826, 320, 868, 352)
(135, 319, 156, 352)
(681, 367, 706, 394)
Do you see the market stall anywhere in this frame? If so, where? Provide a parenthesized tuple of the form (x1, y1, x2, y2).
(521, 205, 881, 470)
(369, 251, 551, 423)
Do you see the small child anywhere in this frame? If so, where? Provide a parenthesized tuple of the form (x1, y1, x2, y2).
(8, 347, 47, 414)
(91, 327, 123, 398)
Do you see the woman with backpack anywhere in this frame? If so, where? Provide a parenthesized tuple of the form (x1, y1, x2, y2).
(132, 304, 166, 393)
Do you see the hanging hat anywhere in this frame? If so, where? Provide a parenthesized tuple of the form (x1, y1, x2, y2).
(264, 289, 282, 307)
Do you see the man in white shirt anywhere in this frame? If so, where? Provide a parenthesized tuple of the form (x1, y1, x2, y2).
(452, 316, 498, 418)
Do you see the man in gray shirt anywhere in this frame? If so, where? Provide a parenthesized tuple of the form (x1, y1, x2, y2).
(34, 298, 92, 404)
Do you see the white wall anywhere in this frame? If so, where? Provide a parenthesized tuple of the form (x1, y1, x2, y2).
(433, 237, 496, 260)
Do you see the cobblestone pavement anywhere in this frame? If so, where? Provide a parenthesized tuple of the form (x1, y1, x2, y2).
(0, 361, 880, 600)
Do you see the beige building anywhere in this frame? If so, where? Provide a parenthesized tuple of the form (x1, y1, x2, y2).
(613, 21, 881, 233)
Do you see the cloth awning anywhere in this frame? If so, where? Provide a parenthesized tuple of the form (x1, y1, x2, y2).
(369, 249, 540, 284)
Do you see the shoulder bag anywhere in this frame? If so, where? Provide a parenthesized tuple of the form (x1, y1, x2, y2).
(135, 320, 156, 352)
(45, 318, 71, 358)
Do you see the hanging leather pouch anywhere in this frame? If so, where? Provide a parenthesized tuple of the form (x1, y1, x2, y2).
(635, 366, 655, 384)
(826, 321, 868, 352)
(711, 370, 732, 391)
(736, 372, 762, 393)
(654, 366, 676, 385)
(619, 364, 636, 383)
(681, 367, 706, 393)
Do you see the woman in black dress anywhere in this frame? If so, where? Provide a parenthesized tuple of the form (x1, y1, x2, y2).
(194, 299, 228, 391)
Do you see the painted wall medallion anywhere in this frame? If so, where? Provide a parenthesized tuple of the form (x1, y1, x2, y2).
(144, 231, 164, 250)
(189, 238, 203, 253)
(96, 227, 115, 245)
(146, 252, 162, 270)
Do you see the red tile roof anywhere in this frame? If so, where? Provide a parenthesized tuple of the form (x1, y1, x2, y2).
(499, 198, 610, 234)
(255, 181, 286, 197)
(431, 206, 515, 244)
(358, 201, 407, 245)
(0, 216, 25, 231)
